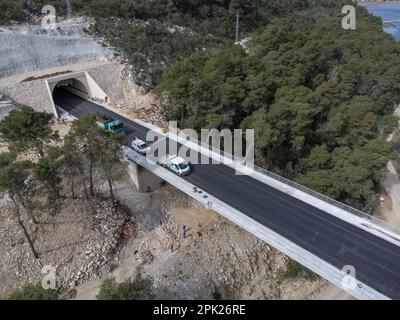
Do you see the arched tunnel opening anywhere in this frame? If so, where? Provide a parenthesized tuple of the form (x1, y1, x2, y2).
(53, 78, 90, 101)
(52, 78, 91, 117)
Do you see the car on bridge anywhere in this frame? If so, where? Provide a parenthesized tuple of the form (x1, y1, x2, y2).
(131, 138, 151, 155)
(158, 155, 192, 176)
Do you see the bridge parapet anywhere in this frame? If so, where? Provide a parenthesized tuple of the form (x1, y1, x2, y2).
(81, 96, 400, 244)
(163, 128, 400, 242)
(123, 146, 390, 300)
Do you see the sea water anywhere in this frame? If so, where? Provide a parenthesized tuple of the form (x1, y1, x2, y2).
(361, 2, 400, 42)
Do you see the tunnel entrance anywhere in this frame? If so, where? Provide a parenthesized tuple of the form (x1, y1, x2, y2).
(52, 77, 92, 118)
(53, 78, 90, 99)
(45, 71, 109, 118)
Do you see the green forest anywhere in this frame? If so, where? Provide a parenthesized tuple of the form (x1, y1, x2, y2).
(1, 0, 342, 88)
(1, 1, 400, 212)
(157, 7, 400, 212)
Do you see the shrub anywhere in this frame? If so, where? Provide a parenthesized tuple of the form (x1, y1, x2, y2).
(9, 283, 59, 300)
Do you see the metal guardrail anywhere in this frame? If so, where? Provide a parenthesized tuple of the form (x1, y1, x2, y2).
(123, 147, 391, 300)
(252, 165, 400, 236)
(65, 97, 400, 240)
(170, 131, 400, 238)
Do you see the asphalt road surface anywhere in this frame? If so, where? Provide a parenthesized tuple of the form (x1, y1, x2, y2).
(53, 87, 400, 299)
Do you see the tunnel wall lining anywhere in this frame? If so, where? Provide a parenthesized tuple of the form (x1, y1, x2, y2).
(47, 70, 109, 117)
(44, 71, 108, 117)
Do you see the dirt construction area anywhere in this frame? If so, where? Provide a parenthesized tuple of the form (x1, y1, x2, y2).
(74, 175, 331, 300)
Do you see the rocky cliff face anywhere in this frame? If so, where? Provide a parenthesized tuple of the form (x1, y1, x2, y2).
(0, 24, 107, 78)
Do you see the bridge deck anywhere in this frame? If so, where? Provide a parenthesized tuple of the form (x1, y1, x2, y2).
(53, 88, 400, 299)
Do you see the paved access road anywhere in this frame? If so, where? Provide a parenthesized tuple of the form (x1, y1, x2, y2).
(54, 88, 400, 299)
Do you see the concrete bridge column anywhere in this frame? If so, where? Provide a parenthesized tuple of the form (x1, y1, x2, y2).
(126, 160, 164, 193)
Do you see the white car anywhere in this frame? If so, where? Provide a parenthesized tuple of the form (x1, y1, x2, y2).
(132, 138, 151, 155)
(158, 155, 192, 176)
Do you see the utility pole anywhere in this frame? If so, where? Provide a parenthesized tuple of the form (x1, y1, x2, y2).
(66, 0, 73, 19)
(235, 12, 240, 43)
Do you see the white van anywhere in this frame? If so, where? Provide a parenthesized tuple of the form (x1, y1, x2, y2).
(158, 155, 192, 176)
(131, 138, 151, 155)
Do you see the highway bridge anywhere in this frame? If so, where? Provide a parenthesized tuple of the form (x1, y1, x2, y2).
(53, 87, 400, 300)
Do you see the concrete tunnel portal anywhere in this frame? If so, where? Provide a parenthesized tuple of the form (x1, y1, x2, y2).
(46, 71, 109, 118)
(47, 70, 165, 194)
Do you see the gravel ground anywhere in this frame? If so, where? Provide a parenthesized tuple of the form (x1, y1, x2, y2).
(0, 192, 133, 299)
(75, 175, 327, 300)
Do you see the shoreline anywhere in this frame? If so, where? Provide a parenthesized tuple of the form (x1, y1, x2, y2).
(360, 1, 400, 40)
(359, 1, 400, 6)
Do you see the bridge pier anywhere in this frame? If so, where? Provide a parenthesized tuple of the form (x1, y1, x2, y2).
(126, 160, 164, 193)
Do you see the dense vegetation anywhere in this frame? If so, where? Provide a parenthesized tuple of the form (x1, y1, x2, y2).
(8, 282, 59, 300)
(92, 18, 228, 90)
(89, 0, 342, 89)
(0, 0, 342, 89)
(1, 0, 341, 36)
(1, 1, 399, 212)
(279, 259, 317, 282)
(97, 272, 154, 300)
(157, 7, 400, 212)
(0, 109, 126, 259)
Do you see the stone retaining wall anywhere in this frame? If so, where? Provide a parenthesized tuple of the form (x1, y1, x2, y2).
(0, 62, 124, 114)
(1, 78, 53, 114)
